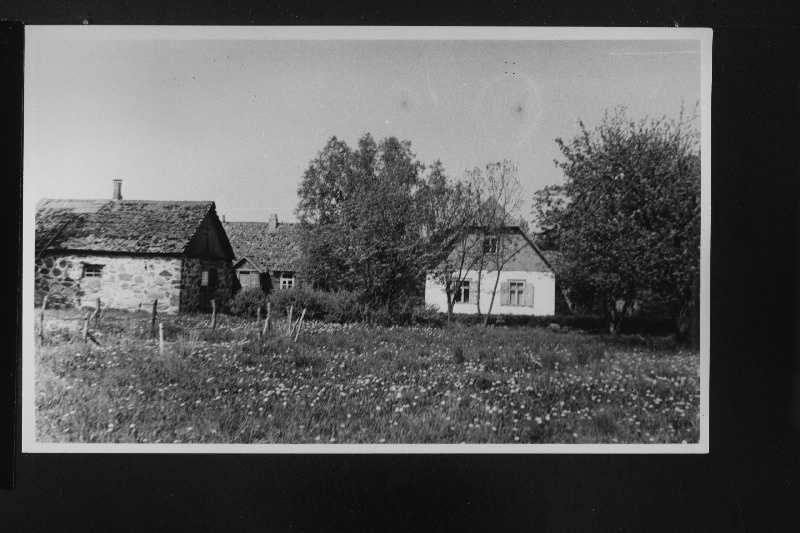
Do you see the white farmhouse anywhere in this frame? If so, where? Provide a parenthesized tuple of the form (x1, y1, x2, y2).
(425, 227, 556, 316)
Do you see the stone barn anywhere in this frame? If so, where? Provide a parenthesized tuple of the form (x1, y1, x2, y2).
(35, 182, 235, 313)
(222, 214, 303, 293)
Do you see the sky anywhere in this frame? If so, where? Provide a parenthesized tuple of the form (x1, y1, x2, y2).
(25, 29, 703, 224)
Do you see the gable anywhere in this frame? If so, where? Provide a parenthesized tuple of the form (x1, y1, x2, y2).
(232, 257, 262, 273)
(441, 227, 553, 274)
(184, 210, 236, 260)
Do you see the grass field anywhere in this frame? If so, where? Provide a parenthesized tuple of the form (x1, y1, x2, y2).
(34, 308, 700, 444)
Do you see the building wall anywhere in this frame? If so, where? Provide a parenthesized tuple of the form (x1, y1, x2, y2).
(425, 269, 556, 316)
(34, 254, 183, 313)
(179, 257, 234, 312)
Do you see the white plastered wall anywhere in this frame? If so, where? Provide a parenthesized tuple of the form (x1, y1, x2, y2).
(425, 269, 555, 316)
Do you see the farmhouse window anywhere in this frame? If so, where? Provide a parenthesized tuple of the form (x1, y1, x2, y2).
(280, 272, 295, 290)
(483, 236, 498, 255)
(82, 264, 104, 278)
(454, 280, 471, 303)
(509, 281, 524, 306)
(201, 271, 209, 286)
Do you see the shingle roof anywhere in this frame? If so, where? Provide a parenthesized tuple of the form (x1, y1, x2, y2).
(222, 221, 303, 273)
(35, 199, 217, 255)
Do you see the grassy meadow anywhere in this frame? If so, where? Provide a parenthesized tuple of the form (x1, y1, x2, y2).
(35, 308, 700, 444)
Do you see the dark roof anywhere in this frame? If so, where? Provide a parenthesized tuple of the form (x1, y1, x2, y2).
(222, 221, 303, 273)
(36, 199, 218, 255)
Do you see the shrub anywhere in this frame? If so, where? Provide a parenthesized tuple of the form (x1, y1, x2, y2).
(412, 304, 444, 326)
(228, 288, 269, 317)
(322, 290, 364, 323)
(268, 287, 365, 323)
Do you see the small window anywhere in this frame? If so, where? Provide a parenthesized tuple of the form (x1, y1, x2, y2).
(483, 236, 498, 255)
(453, 280, 471, 303)
(83, 264, 104, 278)
(280, 272, 295, 290)
(509, 281, 524, 306)
(201, 271, 209, 287)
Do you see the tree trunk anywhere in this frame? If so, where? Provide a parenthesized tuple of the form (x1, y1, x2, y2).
(474, 256, 485, 318)
(483, 272, 502, 328)
(445, 285, 454, 323)
(604, 297, 629, 335)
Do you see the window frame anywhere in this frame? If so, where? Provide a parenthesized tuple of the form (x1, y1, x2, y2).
(453, 279, 471, 304)
(82, 263, 104, 278)
(508, 280, 525, 306)
(280, 272, 295, 290)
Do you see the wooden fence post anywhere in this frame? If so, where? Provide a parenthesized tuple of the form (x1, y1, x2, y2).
(39, 296, 48, 344)
(257, 307, 262, 340)
(211, 299, 217, 330)
(159, 322, 164, 355)
(82, 315, 89, 343)
(151, 299, 158, 336)
(263, 302, 271, 336)
(286, 305, 293, 336)
(294, 308, 307, 343)
(95, 297, 101, 327)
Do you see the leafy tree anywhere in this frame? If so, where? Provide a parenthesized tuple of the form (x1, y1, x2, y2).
(417, 162, 482, 321)
(466, 161, 524, 326)
(533, 106, 700, 336)
(297, 133, 441, 305)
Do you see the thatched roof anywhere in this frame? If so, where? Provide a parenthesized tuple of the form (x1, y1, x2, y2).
(222, 221, 303, 273)
(35, 199, 219, 255)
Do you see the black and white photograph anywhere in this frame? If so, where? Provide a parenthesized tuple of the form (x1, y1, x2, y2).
(22, 26, 711, 452)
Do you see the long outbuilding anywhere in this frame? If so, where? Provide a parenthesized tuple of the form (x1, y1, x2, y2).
(34, 180, 235, 314)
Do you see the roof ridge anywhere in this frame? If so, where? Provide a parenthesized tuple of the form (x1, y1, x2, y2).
(38, 198, 214, 205)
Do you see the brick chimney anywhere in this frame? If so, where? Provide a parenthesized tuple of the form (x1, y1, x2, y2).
(112, 179, 122, 201)
(268, 213, 278, 230)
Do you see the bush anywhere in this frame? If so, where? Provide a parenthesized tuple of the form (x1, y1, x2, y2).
(322, 290, 364, 323)
(268, 287, 365, 323)
(412, 304, 444, 326)
(228, 288, 269, 317)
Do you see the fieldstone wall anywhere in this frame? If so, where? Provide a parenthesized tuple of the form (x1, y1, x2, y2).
(179, 258, 234, 313)
(34, 254, 183, 313)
